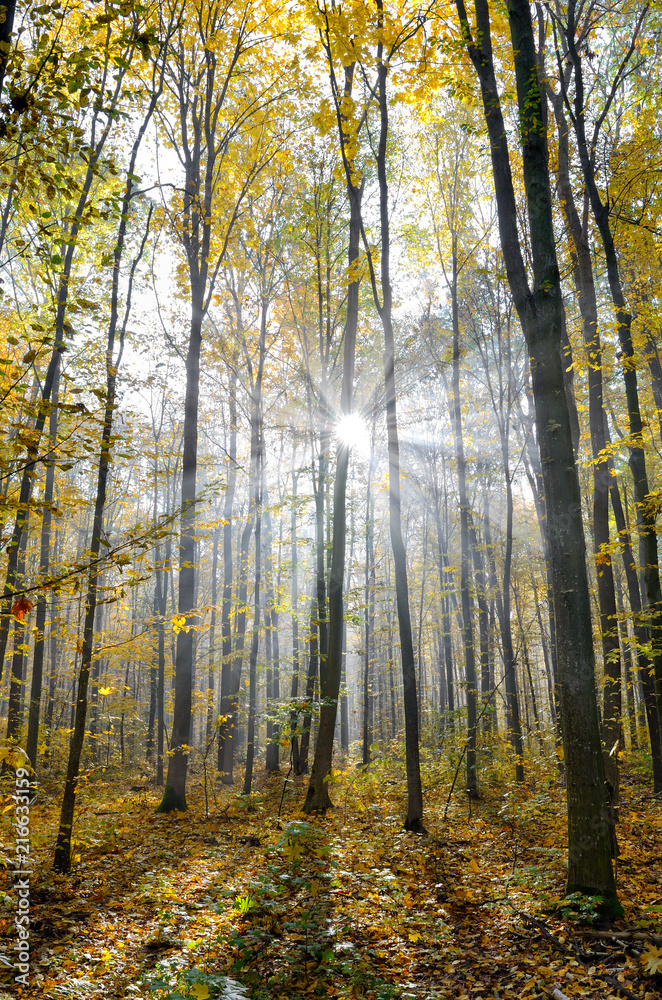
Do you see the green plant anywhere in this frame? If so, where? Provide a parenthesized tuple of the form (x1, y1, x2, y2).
(146, 968, 249, 1000)
(234, 894, 254, 916)
(556, 892, 604, 924)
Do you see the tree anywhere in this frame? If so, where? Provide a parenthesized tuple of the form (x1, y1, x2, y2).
(553, 0, 662, 772)
(155, 0, 283, 812)
(454, 0, 619, 907)
(303, 4, 363, 815)
(54, 107, 157, 870)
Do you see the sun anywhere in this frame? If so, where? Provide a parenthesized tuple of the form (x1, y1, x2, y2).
(335, 412, 371, 454)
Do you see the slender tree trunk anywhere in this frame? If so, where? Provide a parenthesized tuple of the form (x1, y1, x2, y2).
(157, 289, 203, 813)
(549, 83, 622, 804)
(609, 473, 662, 789)
(219, 358, 238, 772)
(206, 528, 220, 743)
(614, 569, 638, 750)
(434, 508, 455, 726)
(289, 447, 302, 774)
(155, 538, 168, 786)
(242, 448, 263, 796)
(5, 522, 29, 741)
(362, 452, 374, 767)
(532, 574, 556, 728)
(371, 16, 424, 829)
(147, 520, 158, 765)
(264, 494, 280, 774)
(303, 57, 362, 813)
(469, 515, 492, 737)
(513, 584, 544, 751)
(54, 178, 153, 869)
(341, 503, 355, 753)
(499, 468, 524, 780)
(299, 598, 318, 775)
(223, 299, 267, 783)
(448, 256, 479, 798)
(562, 6, 662, 730)
(223, 511, 252, 783)
(26, 368, 60, 769)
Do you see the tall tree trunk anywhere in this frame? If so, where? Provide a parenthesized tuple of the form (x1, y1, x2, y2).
(341, 502, 355, 753)
(532, 574, 556, 729)
(609, 473, 662, 789)
(303, 53, 362, 813)
(222, 291, 267, 783)
(53, 178, 153, 870)
(434, 507, 455, 726)
(242, 444, 263, 796)
(370, 11, 424, 829)
(448, 256, 479, 798)
(469, 514, 492, 737)
(456, 0, 618, 906)
(498, 458, 524, 780)
(549, 82, 622, 805)
(614, 568, 638, 750)
(155, 536, 168, 787)
(299, 598, 318, 775)
(206, 528, 220, 743)
(26, 367, 60, 770)
(264, 491, 280, 774)
(157, 4, 267, 805)
(289, 445, 302, 774)
(158, 285, 203, 813)
(222, 509, 252, 783)
(219, 357, 238, 772)
(5, 523, 29, 741)
(561, 5, 662, 732)
(362, 462, 375, 767)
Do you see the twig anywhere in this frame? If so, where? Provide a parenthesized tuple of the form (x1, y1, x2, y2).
(601, 974, 643, 1000)
(443, 670, 510, 820)
(278, 751, 294, 819)
(519, 911, 570, 955)
(517, 907, 645, 1000)
(581, 929, 662, 945)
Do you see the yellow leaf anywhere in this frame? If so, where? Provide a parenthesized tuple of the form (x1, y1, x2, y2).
(468, 858, 480, 874)
(191, 985, 210, 1000)
(641, 944, 662, 975)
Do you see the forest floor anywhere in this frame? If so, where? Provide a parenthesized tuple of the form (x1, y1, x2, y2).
(1, 742, 662, 1000)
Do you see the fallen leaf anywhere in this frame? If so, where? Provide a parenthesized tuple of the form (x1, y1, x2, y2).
(641, 944, 662, 975)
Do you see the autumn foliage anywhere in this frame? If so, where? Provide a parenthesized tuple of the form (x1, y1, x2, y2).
(1, 0, 662, 997)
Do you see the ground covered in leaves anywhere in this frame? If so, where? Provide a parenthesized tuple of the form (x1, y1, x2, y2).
(1, 742, 662, 1000)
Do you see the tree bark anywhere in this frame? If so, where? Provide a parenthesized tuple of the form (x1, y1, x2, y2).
(560, 3, 662, 733)
(303, 52, 362, 813)
(548, 80, 622, 804)
(455, 0, 619, 907)
(54, 169, 153, 870)
(219, 355, 238, 773)
(370, 8, 425, 829)
(25, 366, 60, 770)
(242, 443, 263, 796)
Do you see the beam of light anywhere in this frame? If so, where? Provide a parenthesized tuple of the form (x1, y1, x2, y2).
(335, 412, 371, 455)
